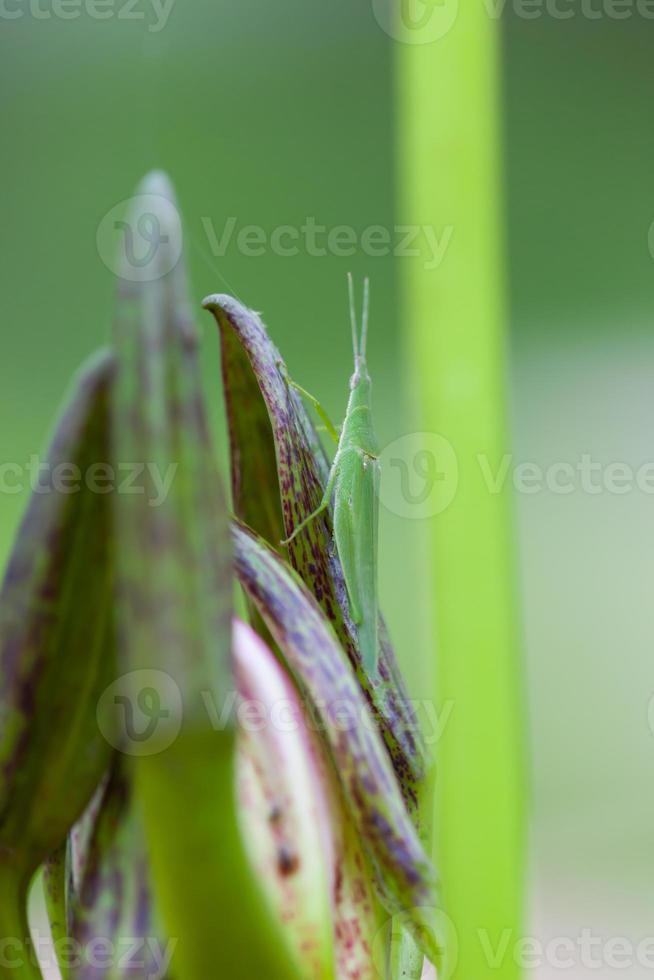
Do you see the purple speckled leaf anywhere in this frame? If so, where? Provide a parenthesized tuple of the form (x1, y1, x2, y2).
(67, 761, 174, 980)
(0, 351, 116, 908)
(231, 520, 439, 962)
(202, 293, 427, 812)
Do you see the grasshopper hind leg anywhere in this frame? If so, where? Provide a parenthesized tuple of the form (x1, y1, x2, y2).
(280, 498, 329, 546)
(281, 450, 341, 546)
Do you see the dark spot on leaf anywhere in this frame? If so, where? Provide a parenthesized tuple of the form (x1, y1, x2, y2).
(277, 844, 299, 877)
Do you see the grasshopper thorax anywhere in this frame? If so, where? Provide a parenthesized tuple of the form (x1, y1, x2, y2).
(343, 275, 377, 455)
(342, 369, 377, 456)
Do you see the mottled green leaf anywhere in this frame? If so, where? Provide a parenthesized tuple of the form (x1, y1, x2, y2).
(202, 293, 427, 814)
(112, 181, 230, 720)
(111, 173, 300, 980)
(232, 520, 439, 963)
(0, 351, 116, 968)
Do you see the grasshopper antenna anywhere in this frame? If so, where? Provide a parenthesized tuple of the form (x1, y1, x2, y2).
(360, 277, 370, 362)
(347, 272, 359, 362)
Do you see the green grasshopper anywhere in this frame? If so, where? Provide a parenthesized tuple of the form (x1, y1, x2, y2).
(283, 275, 381, 675)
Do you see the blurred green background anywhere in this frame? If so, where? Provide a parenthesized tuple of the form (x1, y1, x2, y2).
(1, 2, 653, 975)
(504, 12, 654, 970)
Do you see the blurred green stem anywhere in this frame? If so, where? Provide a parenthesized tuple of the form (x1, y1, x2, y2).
(136, 731, 302, 980)
(397, 9, 526, 980)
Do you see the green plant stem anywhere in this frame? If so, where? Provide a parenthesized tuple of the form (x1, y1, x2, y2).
(0, 869, 41, 980)
(397, 10, 526, 980)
